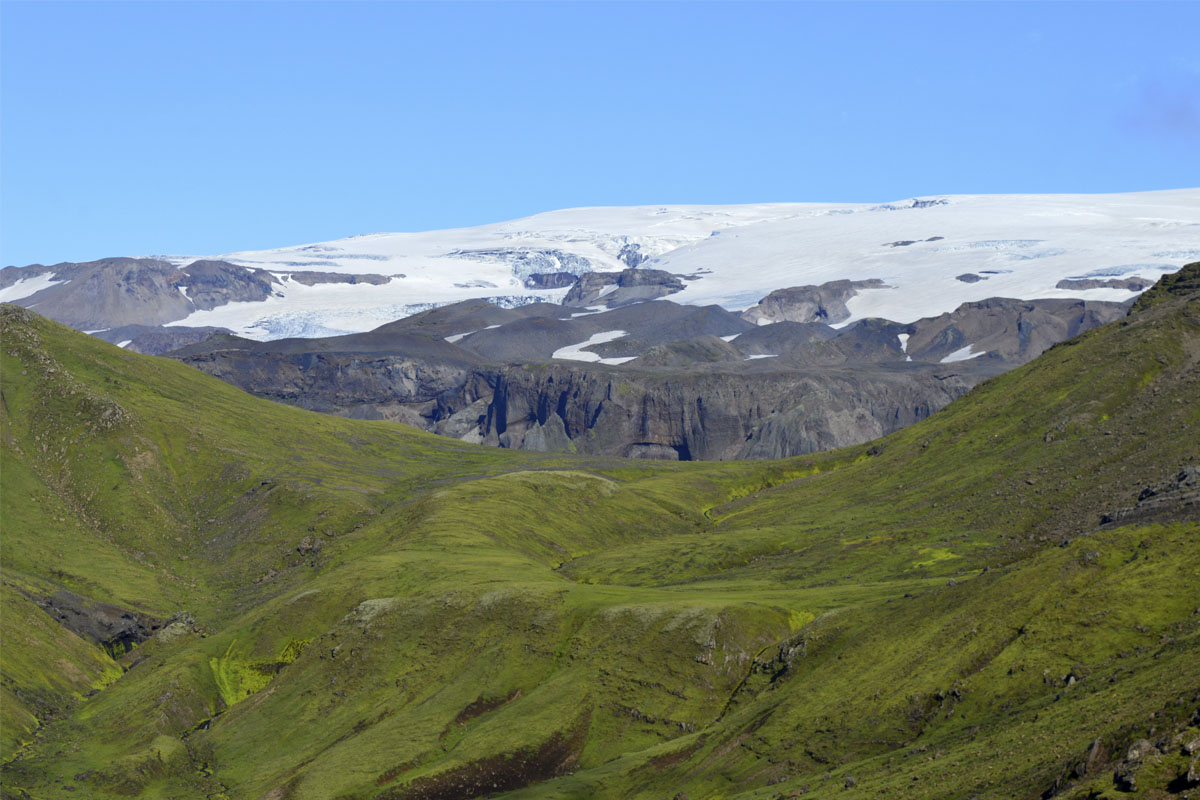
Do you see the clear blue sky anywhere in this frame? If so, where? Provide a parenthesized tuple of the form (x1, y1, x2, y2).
(2, 1, 1197, 267)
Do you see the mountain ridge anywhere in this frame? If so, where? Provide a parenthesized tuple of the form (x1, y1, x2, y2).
(3, 190, 1195, 341)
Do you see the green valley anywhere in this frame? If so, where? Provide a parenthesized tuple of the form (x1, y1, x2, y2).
(1, 264, 1198, 800)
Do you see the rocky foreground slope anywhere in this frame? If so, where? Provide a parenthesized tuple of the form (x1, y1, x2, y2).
(0, 265, 1197, 799)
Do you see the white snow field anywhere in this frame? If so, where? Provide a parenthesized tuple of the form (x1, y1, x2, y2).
(0, 272, 64, 304)
(161, 189, 1199, 339)
(940, 345, 987, 363)
(552, 331, 638, 365)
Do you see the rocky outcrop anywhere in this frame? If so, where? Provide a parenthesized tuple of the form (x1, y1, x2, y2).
(1, 258, 196, 328)
(0, 258, 395, 330)
(740, 279, 887, 325)
(95, 324, 232, 355)
(523, 272, 579, 290)
(1130, 261, 1200, 313)
(178, 260, 279, 310)
(32, 590, 163, 657)
(1100, 466, 1200, 528)
(481, 362, 977, 460)
(174, 338, 982, 460)
(284, 271, 391, 286)
(562, 268, 686, 308)
(903, 297, 1127, 366)
(1055, 276, 1154, 291)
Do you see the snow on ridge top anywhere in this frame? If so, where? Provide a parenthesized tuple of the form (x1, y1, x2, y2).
(658, 189, 1200, 324)
(155, 189, 1199, 339)
(0, 272, 64, 303)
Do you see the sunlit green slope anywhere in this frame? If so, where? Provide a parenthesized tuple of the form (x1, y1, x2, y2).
(1, 265, 1197, 800)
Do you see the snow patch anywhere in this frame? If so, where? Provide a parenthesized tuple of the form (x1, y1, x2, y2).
(0, 272, 63, 303)
(940, 345, 986, 363)
(745, 354, 778, 360)
(116, 340, 133, 349)
(444, 331, 474, 343)
(897, 333, 910, 352)
(552, 330, 636, 364)
(720, 333, 741, 342)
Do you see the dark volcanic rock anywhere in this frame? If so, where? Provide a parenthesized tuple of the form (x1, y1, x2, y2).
(284, 271, 391, 286)
(636, 337, 744, 367)
(0, 258, 394, 331)
(524, 272, 579, 290)
(95, 324, 232, 355)
(170, 290, 1127, 461)
(904, 297, 1127, 366)
(730, 321, 837, 359)
(1055, 277, 1154, 291)
(373, 298, 568, 343)
(458, 316, 585, 363)
(175, 337, 487, 432)
(34, 590, 162, 657)
(732, 319, 911, 367)
(174, 334, 979, 460)
(1100, 466, 1200, 528)
(740, 279, 888, 325)
(562, 268, 686, 308)
(180, 260, 279, 310)
(480, 362, 978, 460)
(956, 273, 986, 283)
(450, 302, 750, 363)
(0, 258, 195, 328)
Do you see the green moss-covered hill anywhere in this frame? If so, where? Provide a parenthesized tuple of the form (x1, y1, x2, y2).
(1, 264, 1198, 800)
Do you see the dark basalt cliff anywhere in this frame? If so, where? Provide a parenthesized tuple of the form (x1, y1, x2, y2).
(169, 290, 1128, 460)
(174, 347, 980, 460)
(480, 362, 978, 460)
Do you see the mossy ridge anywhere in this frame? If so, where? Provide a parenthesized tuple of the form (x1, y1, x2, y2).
(0, 280, 1197, 800)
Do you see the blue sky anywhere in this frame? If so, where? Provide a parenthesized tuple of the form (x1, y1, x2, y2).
(2, 1, 1197, 267)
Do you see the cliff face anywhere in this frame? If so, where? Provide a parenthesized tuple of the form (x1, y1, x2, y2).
(176, 347, 981, 460)
(480, 362, 977, 460)
(169, 293, 1131, 461)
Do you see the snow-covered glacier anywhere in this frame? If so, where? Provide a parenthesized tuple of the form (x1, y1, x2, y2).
(158, 189, 1198, 339)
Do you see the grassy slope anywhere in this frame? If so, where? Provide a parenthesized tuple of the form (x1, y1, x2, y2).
(0, 270, 1197, 800)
